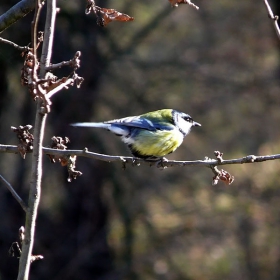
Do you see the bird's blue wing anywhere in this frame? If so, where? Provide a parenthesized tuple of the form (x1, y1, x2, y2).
(106, 116, 174, 131)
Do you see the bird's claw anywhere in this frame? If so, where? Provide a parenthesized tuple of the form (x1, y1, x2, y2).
(156, 157, 168, 169)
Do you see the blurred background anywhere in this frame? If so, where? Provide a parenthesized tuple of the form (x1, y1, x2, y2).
(0, 0, 280, 279)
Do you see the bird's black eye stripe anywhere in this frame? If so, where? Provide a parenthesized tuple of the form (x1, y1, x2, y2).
(184, 116, 193, 122)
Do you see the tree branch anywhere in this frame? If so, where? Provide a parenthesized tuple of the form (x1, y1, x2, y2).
(0, 174, 28, 212)
(0, 37, 30, 51)
(17, 0, 56, 279)
(46, 78, 75, 99)
(0, 0, 36, 34)
(45, 51, 81, 71)
(0, 144, 279, 168)
(39, 0, 56, 74)
(263, 0, 280, 40)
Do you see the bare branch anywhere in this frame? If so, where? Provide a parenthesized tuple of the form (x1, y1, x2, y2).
(17, 0, 57, 279)
(31, 0, 43, 72)
(169, 0, 199, 9)
(0, 144, 279, 168)
(46, 78, 75, 99)
(39, 0, 56, 74)
(45, 51, 81, 71)
(45, 60, 73, 71)
(0, 175, 28, 212)
(263, 0, 280, 40)
(0, 0, 36, 34)
(0, 37, 30, 52)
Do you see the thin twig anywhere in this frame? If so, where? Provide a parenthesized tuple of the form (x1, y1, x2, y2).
(41, 149, 280, 168)
(0, 175, 28, 212)
(45, 50, 81, 71)
(170, 0, 199, 9)
(263, 0, 280, 40)
(45, 60, 74, 71)
(0, 144, 279, 168)
(31, 0, 42, 64)
(0, 37, 30, 52)
(46, 78, 74, 99)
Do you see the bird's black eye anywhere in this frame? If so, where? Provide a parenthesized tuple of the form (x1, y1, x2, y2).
(183, 116, 193, 122)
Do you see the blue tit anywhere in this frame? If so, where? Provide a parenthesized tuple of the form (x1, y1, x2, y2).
(71, 109, 201, 159)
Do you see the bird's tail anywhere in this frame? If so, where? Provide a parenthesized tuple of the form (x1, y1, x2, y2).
(70, 122, 110, 129)
(70, 122, 129, 136)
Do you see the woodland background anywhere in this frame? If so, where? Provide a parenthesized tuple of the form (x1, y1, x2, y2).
(1, 0, 280, 279)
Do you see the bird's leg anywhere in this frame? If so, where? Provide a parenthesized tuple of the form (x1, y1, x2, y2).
(154, 157, 168, 169)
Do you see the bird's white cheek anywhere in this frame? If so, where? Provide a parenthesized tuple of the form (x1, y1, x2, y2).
(177, 118, 192, 135)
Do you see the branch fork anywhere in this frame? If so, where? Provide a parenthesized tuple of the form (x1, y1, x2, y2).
(9, 226, 43, 263)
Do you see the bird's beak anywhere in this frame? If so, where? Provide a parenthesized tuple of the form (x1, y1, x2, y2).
(193, 121, 201, 127)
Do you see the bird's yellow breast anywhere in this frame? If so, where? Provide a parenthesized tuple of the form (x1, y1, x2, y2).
(130, 128, 184, 158)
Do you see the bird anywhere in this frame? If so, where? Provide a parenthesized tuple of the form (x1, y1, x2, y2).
(70, 109, 201, 159)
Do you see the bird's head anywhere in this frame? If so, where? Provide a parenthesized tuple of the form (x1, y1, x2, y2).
(172, 110, 201, 136)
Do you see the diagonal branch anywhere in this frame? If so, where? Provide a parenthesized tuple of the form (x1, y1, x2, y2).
(0, 174, 28, 212)
(46, 78, 75, 99)
(0, 0, 36, 34)
(0, 37, 30, 51)
(263, 0, 280, 40)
